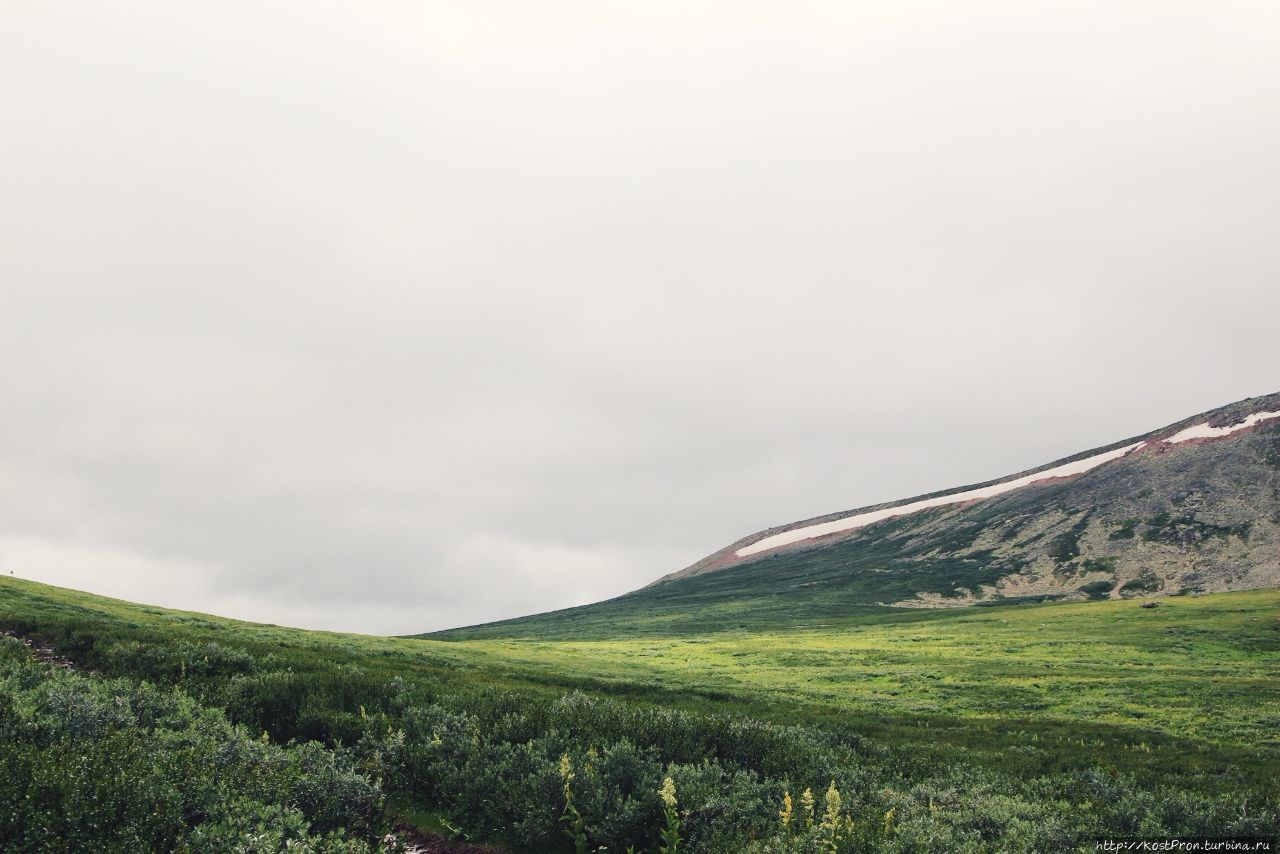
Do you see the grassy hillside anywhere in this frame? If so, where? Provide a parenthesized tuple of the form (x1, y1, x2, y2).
(1, 576, 1277, 851)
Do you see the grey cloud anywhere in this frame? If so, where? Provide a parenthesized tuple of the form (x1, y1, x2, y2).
(2, 1, 1278, 632)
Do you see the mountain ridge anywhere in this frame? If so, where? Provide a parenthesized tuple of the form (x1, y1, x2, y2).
(431, 391, 1280, 639)
(657, 391, 1280, 587)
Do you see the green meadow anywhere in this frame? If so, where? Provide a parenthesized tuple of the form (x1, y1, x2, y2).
(433, 591, 1280, 748)
(1, 575, 1277, 851)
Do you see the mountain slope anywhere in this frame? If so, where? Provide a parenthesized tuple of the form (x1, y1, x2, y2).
(433, 392, 1280, 639)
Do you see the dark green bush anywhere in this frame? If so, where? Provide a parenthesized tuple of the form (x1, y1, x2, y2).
(0, 650, 384, 852)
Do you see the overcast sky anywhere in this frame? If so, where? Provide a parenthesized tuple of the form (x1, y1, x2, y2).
(2, 2, 1278, 634)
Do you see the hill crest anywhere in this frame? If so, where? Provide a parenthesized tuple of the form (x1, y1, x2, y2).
(655, 391, 1280, 587)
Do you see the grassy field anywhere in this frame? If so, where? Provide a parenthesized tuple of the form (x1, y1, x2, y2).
(1, 575, 1277, 851)
(439, 591, 1280, 746)
(428, 588, 1280, 796)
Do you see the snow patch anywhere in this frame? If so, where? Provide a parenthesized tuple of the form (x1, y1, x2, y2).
(1162, 410, 1280, 444)
(735, 441, 1146, 558)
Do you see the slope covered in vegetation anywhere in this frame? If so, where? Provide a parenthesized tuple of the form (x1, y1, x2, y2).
(440, 394, 1280, 642)
(2, 576, 1277, 851)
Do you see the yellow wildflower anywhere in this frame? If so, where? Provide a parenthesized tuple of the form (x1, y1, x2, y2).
(822, 781, 842, 831)
(659, 776, 678, 809)
(779, 791, 793, 828)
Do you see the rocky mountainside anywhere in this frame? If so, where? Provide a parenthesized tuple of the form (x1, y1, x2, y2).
(434, 392, 1280, 638)
(656, 391, 1280, 606)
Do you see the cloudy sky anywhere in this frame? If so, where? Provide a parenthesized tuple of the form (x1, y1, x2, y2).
(3, 2, 1278, 634)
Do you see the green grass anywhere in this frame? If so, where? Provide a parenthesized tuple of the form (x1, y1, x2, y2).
(421, 589, 1280, 795)
(2, 575, 1278, 850)
(432, 592, 1280, 747)
(3, 576, 1278, 782)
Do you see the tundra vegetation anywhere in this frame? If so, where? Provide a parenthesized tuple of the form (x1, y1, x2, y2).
(1, 576, 1277, 852)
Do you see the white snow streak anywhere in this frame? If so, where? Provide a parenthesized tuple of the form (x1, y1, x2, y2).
(736, 408, 1280, 559)
(1162, 410, 1280, 444)
(735, 441, 1146, 557)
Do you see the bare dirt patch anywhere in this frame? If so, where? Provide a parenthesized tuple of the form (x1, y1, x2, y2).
(1, 628, 78, 670)
(393, 819, 503, 853)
